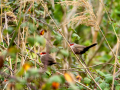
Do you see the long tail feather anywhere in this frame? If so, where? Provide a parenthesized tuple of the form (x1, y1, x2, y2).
(86, 43, 97, 49)
(81, 43, 97, 54)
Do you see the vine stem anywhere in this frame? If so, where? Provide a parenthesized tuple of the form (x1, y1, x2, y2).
(40, 0, 102, 90)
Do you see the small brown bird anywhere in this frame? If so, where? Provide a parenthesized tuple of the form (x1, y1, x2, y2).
(70, 43, 97, 54)
(40, 52, 57, 66)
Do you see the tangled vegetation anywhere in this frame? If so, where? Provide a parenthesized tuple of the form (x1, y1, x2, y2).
(0, 0, 120, 90)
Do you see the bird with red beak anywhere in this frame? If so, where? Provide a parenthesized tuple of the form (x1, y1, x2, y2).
(70, 43, 97, 55)
(69, 42, 97, 67)
(40, 52, 57, 66)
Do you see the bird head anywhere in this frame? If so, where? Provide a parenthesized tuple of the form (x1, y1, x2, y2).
(40, 52, 47, 56)
(70, 43, 74, 46)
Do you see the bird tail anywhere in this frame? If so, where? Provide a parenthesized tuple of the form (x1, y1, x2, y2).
(85, 43, 97, 50)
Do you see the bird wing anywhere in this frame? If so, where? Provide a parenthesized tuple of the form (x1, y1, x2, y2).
(74, 44, 86, 52)
(47, 54, 55, 62)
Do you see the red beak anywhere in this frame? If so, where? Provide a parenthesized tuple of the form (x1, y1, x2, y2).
(40, 53, 42, 55)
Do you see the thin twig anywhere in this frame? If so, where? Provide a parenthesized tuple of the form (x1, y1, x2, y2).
(4, 65, 14, 74)
(101, 56, 114, 70)
(112, 40, 119, 90)
(58, 63, 114, 71)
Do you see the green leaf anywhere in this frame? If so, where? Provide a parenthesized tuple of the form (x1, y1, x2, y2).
(53, 40, 60, 46)
(21, 22, 28, 28)
(98, 55, 111, 62)
(49, 75, 62, 83)
(60, 49, 69, 57)
(35, 36, 46, 46)
(35, 10, 44, 14)
(3, 27, 14, 34)
(72, 33, 80, 40)
(50, 47, 58, 53)
(117, 56, 120, 59)
(15, 83, 24, 90)
(21, 22, 37, 33)
(84, 77, 91, 84)
(27, 37, 35, 46)
(27, 68, 40, 77)
(46, 71, 51, 76)
(29, 23, 37, 33)
(68, 28, 77, 33)
(8, 46, 20, 58)
(104, 88, 110, 90)
(56, 35, 62, 40)
(105, 75, 113, 83)
(116, 85, 120, 90)
(69, 83, 79, 90)
(99, 82, 106, 89)
(95, 77, 100, 82)
(60, 75, 65, 83)
(97, 70, 105, 76)
(54, 4, 63, 22)
(16, 68, 24, 77)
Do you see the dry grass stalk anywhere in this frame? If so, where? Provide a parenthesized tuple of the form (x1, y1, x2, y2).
(58, 0, 98, 30)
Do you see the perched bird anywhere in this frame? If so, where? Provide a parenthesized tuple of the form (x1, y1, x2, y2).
(40, 52, 57, 66)
(70, 43, 97, 54)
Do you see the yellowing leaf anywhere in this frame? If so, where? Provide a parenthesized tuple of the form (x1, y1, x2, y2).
(8, 46, 19, 53)
(64, 72, 74, 83)
(40, 29, 47, 35)
(76, 75, 82, 82)
(23, 62, 31, 71)
(41, 83, 46, 90)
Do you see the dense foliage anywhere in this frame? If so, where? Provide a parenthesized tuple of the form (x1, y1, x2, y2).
(0, 0, 120, 90)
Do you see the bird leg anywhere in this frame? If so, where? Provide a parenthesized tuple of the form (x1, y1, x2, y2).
(79, 55, 91, 73)
(79, 55, 87, 66)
